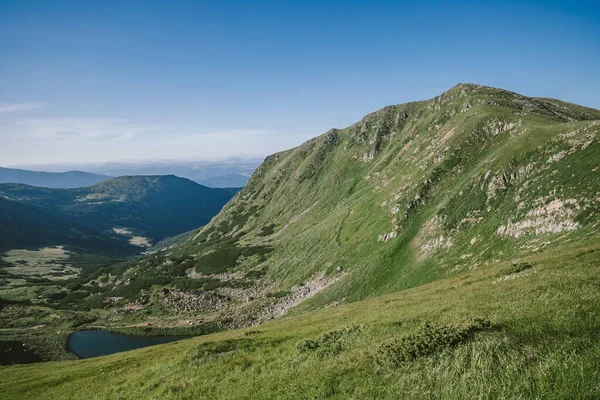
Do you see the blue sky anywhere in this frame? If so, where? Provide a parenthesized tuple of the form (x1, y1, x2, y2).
(1, 0, 599, 166)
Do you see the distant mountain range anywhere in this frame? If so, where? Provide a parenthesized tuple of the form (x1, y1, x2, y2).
(0, 175, 239, 251)
(0, 167, 111, 189)
(7, 158, 262, 188)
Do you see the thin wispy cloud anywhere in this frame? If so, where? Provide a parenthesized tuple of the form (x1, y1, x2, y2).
(11, 118, 160, 141)
(4, 119, 275, 142)
(0, 103, 45, 113)
(188, 129, 272, 139)
(0, 115, 319, 165)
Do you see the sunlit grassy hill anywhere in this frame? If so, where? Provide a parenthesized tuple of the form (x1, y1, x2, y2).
(98, 83, 600, 324)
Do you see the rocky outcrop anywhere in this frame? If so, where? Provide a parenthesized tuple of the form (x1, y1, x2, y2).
(378, 230, 398, 242)
(496, 199, 580, 238)
(151, 289, 230, 313)
(256, 271, 345, 322)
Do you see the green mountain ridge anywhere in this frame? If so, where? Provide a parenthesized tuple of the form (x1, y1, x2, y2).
(95, 83, 600, 322)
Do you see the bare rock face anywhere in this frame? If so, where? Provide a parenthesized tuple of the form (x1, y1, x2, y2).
(485, 163, 535, 200)
(361, 148, 377, 163)
(256, 271, 345, 322)
(496, 199, 580, 238)
(484, 118, 519, 136)
(420, 234, 453, 254)
(416, 215, 454, 255)
(378, 230, 398, 242)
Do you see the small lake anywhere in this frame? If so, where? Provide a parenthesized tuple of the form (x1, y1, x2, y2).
(68, 330, 185, 359)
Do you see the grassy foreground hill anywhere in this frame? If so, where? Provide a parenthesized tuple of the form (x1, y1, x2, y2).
(2, 83, 600, 398)
(2, 241, 600, 398)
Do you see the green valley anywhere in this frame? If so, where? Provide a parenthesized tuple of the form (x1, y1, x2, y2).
(0, 175, 239, 246)
(0, 176, 239, 363)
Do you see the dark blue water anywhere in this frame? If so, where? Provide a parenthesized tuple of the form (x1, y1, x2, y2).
(68, 330, 185, 358)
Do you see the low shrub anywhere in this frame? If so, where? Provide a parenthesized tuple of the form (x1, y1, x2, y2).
(375, 317, 491, 368)
(297, 325, 363, 357)
(194, 245, 273, 275)
(184, 336, 286, 367)
(257, 224, 276, 236)
(195, 247, 243, 274)
(266, 290, 290, 299)
(110, 322, 222, 337)
(245, 268, 267, 279)
(192, 339, 250, 361)
(241, 246, 273, 263)
(502, 262, 534, 275)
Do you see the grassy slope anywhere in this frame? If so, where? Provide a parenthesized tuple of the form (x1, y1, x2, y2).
(2, 240, 599, 399)
(102, 84, 600, 323)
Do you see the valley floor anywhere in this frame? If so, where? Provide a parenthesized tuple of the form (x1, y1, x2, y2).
(2, 240, 599, 399)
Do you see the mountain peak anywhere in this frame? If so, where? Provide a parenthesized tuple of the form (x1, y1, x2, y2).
(91, 84, 600, 333)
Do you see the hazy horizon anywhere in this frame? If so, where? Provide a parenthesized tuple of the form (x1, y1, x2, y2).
(4, 155, 265, 171)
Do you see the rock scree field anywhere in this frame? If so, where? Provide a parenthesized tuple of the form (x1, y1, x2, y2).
(1, 83, 600, 399)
